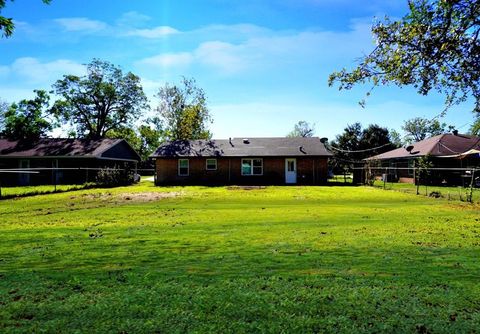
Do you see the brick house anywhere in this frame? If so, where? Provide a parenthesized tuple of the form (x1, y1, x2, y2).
(0, 138, 141, 186)
(150, 137, 332, 185)
(365, 133, 480, 185)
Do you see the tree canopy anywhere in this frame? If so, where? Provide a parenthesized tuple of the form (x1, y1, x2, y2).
(156, 77, 212, 141)
(402, 116, 451, 142)
(286, 121, 315, 137)
(0, 99, 7, 133)
(51, 59, 148, 140)
(106, 121, 163, 161)
(330, 123, 396, 169)
(329, 0, 480, 113)
(1, 90, 53, 140)
(470, 115, 480, 135)
(0, 0, 51, 37)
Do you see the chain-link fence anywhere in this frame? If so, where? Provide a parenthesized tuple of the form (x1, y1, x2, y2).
(351, 166, 479, 203)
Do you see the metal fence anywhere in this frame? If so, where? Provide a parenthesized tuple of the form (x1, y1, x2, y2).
(352, 166, 479, 203)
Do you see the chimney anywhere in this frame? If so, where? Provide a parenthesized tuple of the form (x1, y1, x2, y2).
(243, 138, 250, 144)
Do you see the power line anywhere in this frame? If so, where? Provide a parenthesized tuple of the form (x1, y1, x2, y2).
(328, 142, 393, 153)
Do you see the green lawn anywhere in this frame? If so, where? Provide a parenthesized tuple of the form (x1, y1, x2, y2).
(1, 183, 479, 333)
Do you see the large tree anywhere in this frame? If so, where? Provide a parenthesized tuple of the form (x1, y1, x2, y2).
(402, 116, 450, 142)
(137, 123, 163, 159)
(106, 121, 164, 161)
(331, 123, 395, 167)
(52, 59, 148, 140)
(0, 0, 51, 37)
(1, 90, 53, 140)
(329, 0, 480, 113)
(389, 128, 404, 147)
(286, 121, 315, 137)
(156, 77, 212, 141)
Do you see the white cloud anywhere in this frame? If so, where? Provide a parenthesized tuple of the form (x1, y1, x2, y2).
(54, 17, 108, 33)
(191, 23, 274, 40)
(0, 57, 85, 86)
(195, 41, 250, 74)
(117, 11, 152, 27)
(53, 15, 178, 39)
(136, 19, 373, 75)
(126, 26, 180, 38)
(140, 78, 168, 102)
(138, 52, 194, 68)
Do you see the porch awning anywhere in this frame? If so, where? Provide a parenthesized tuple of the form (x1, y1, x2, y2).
(437, 149, 480, 159)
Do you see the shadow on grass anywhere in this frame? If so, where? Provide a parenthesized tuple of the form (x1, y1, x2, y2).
(1, 238, 478, 287)
(0, 183, 99, 201)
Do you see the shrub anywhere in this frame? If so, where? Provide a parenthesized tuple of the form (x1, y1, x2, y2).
(429, 191, 442, 198)
(96, 164, 135, 187)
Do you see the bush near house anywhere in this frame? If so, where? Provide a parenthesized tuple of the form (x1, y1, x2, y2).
(95, 165, 136, 187)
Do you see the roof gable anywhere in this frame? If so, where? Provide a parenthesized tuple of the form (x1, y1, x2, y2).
(0, 138, 140, 161)
(151, 137, 332, 158)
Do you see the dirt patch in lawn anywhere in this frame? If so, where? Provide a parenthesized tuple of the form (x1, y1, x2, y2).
(117, 191, 182, 202)
(227, 186, 266, 190)
(71, 191, 182, 203)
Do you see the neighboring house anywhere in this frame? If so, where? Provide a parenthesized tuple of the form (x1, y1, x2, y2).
(0, 138, 141, 186)
(150, 137, 332, 185)
(366, 133, 480, 185)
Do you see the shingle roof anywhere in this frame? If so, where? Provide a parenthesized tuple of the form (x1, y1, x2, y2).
(366, 134, 480, 160)
(150, 137, 333, 158)
(0, 138, 139, 160)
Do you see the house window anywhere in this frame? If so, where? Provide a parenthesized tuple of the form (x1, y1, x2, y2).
(178, 159, 189, 176)
(241, 158, 263, 175)
(206, 159, 217, 171)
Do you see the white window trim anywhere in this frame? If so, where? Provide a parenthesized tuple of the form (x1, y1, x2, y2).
(206, 158, 217, 171)
(241, 158, 263, 176)
(178, 159, 189, 176)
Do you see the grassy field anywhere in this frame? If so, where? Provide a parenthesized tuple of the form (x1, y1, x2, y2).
(1, 182, 480, 333)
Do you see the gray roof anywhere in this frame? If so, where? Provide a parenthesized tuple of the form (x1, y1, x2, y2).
(0, 138, 141, 161)
(151, 137, 333, 158)
(366, 134, 480, 160)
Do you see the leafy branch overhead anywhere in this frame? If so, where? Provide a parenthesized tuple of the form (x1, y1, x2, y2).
(329, 0, 480, 113)
(0, 0, 51, 37)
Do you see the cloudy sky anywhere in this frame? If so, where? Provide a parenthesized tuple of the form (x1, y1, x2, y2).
(0, 0, 475, 140)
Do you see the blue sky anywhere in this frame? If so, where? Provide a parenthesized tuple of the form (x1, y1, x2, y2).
(0, 0, 475, 140)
